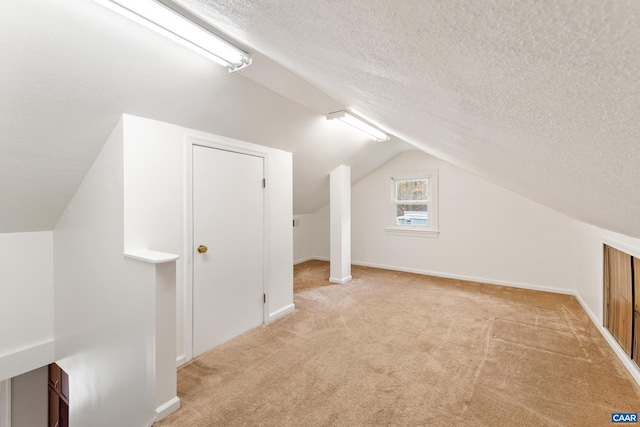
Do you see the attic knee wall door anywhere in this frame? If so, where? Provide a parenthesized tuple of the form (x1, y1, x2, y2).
(192, 146, 265, 358)
(604, 245, 636, 361)
(635, 257, 640, 365)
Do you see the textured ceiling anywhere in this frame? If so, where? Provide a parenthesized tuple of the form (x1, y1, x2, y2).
(0, 0, 410, 232)
(175, 0, 640, 238)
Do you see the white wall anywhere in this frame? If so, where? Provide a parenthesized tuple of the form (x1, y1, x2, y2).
(0, 231, 53, 381)
(293, 210, 332, 264)
(122, 115, 294, 364)
(293, 214, 313, 264)
(306, 150, 578, 293)
(54, 119, 157, 427)
(11, 366, 47, 427)
(310, 204, 330, 261)
(294, 207, 330, 263)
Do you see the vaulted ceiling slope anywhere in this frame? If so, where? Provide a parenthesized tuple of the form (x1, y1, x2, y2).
(0, 0, 411, 232)
(177, 0, 640, 238)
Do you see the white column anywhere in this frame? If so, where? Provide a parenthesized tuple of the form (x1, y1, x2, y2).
(329, 165, 352, 284)
(155, 261, 180, 421)
(123, 250, 181, 422)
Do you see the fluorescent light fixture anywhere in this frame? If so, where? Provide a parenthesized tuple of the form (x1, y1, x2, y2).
(96, 0, 251, 71)
(326, 111, 390, 141)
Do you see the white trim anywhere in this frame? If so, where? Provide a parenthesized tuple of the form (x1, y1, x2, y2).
(124, 249, 179, 263)
(574, 292, 640, 386)
(184, 134, 270, 365)
(329, 275, 353, 284)
(0, 379, 10, 427)
(294, 256, 329, 264)
(262, 152, 272, 327)
(0, 340, 55, 382)
(155, 396, 181, 421)
(176, 353, 187, 367)
(182, 137, 194, 364)
(350, 260, 575, 295)
(189, 135, 271, 159)
(294, 256, 316, 265)
(602, 237, 640, 260)
(293, 257, 640, 386)
(267, 303, 296, 323)
(384, 227, 440, 238)
(389, 170, 439, 234)
(297, 257, 572, 295)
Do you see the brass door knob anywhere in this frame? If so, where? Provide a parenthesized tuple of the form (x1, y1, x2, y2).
(197, 245, 208, 254)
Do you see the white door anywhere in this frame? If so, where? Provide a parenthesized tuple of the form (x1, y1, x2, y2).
(192, 145, 264, 357)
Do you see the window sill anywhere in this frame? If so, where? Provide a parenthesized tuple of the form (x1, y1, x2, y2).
(385, 227, 440, 238)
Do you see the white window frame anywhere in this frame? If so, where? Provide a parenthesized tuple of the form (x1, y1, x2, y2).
(385, 170, 439, 238)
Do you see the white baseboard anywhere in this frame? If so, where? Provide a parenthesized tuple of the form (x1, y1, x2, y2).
(268, 303, 295, 323)
(357, 259, 640, 388)
(293, 257, 573, 295)
(156, 396, 180, 421)
(176, 353, 187, 367)
(294, 256, 329, 265)
(0, 379, 10, 427)
(329, 275, 352, 284)
(293, 257, 640, 386)
(573, 293, 640, 386)
(0, 340, 55, 382)
(350, 260, 575, 296)
(297, 257, 640, 387)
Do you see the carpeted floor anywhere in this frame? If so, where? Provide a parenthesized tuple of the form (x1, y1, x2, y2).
(156, 260, 640, 426)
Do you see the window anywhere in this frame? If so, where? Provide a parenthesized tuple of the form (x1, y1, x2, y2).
(386, 171, 439, 237)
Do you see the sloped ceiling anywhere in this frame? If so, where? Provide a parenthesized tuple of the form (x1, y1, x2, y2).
(0, 0, 411, 232)
(175, 0, 640, 238)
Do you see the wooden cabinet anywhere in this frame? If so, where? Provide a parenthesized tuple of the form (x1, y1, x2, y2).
(604, 245, 639, 365)
(48, 387, 59, 427)
(48, 363, 69, 427)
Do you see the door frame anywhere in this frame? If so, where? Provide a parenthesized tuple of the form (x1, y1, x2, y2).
(0, 379, 10, 427)
(603, 237, 640, 261)
(183, 134, 270, 364)
(602, 238, 640, 321)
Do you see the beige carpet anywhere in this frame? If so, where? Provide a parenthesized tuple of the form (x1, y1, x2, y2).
(156, 260, 640, 426)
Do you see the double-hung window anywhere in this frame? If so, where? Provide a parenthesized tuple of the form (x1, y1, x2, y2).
(385, 171, 439, 237)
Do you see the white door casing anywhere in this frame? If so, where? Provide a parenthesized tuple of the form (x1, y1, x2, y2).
(0, 379, 10, 427)
(191, 145, 265, 357)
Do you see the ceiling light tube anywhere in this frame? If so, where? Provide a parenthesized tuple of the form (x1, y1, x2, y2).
(326, 111, 390, 141)
(96, 0, 251, 71)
